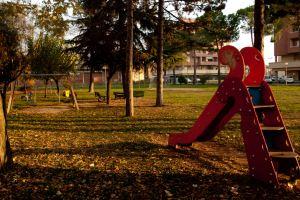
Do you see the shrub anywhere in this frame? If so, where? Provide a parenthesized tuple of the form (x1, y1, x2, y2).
(178, 75, 187, 84)
(199, 75, 210, 85)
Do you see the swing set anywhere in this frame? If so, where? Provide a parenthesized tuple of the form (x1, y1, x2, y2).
(7, 73, 79, 113)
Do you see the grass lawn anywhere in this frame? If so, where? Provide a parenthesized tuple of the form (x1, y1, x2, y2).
(1, 84, 300, 199)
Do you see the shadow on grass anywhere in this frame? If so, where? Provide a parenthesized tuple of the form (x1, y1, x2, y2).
(8, 117, 199, 134)
(0, 163, 297, 199)
(12, 141, 244, 173)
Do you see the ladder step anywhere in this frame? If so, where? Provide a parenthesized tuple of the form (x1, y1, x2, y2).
(269, 151, 298, 158)
(247, 85, 261, 88)
(261, 126, 285, 131)
(254, 105, 275, 109)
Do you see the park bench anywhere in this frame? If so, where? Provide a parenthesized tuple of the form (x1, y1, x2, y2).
(95, 92, 106, 102)
(113, 91, 145, 99)
(113, 92, 125, 99)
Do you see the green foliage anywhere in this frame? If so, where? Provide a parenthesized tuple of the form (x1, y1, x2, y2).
(0, 2, 27, 87)
(70, 0, 157, 75)
(29, 35, 77, 81)
(164, 52, 187, 70)
(264, 0, 300, 41)
(197, 11, 240, 48)
(35, 0, 82, 38)
(199, 75, 210, 85)
(237, 6, 278, 37)
(265, 0, 300, 25)
(237, 6, 254, 34)
(178, 75, 187, 84)
(172, 0, 226, 15)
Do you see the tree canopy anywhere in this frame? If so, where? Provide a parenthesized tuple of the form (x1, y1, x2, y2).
(29, 35, 77, 85)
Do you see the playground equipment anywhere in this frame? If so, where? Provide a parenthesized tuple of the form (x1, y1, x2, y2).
(168, 46, 299, 186)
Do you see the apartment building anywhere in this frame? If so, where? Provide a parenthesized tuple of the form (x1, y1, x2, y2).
(164, 49, 229, 83)
(269, 25, 300, 80)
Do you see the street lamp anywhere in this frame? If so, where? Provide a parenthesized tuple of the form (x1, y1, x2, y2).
(285, 62, 288, 85)
(103, 65, 108, 88)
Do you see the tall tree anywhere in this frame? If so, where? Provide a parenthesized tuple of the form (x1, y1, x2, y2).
(125, 0, 134, 116)
(254, 0, 265, 53)
(197, 11, 240, 85)
(237, 6, 255, 46)
(237, 5, 274, 47)
(29, 35, 77, 96)
(35, 0, 81, 38)
(0, 2, 27, 170)
(70, 0, 157, 108)
(156, 0, 164, 106)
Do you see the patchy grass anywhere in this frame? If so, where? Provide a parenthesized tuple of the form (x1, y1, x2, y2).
(1, 85, 300, 199)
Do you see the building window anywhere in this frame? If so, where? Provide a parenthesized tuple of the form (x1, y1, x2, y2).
(207, 57, 213, 62)
(290, 38, 299, 47)
(213, 57, 218, 62)
(292, 26, 300, 32)
(202, 57, 206, 62)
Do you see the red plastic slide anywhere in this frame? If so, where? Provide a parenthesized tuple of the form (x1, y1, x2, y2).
(168, 45, 300, 186)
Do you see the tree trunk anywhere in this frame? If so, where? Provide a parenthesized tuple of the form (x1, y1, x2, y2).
(156, 0, 164, 107)
(254, 0, 264, 54)
(216, 42, 221, 85)
(121, 67, 128, 96)
(0, 87, 13, 171)
(44, 79, 49, 98)
(106, 75, 112, 105)
(125, 0, 134, 117)
(173, 68, 176, 84)
(89, 67, 94, 93)
(250, 26, 254, 46)
(54, 79, 60, 94)
(193, 49, 197, 85)
(7, 82, 16, 114)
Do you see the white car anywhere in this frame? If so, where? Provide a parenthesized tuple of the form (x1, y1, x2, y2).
(186, 78, 192, 84)
(264, 76, 273, 83)
(278, 76, 294, 83)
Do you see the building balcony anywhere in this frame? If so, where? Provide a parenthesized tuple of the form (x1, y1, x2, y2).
(165, 67, 229, 76)
(186, 61, 219, 66)
(269, 61, 300, 70)
(199, 61, 218, 66)
(192, 52, 218, 57)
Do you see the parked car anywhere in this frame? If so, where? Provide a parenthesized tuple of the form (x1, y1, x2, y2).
(186, 78, 192, 84)
(271, 76, 278, 82)
(264, 76, 273, 83)
(278, 76, 294, 83)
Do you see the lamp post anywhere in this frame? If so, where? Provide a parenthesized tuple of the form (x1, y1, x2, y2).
(285, 62, 288, 85)
(103, 65, 108, 89)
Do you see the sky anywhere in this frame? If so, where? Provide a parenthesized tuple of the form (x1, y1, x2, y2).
(29, 0, 275, 64)
(223, 0, 274, 65)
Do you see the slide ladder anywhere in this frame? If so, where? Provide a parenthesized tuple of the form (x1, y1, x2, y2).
(168, 46, 299, 186)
